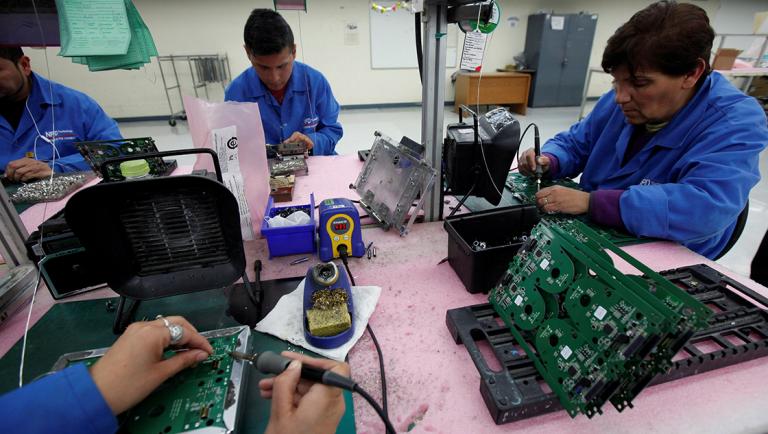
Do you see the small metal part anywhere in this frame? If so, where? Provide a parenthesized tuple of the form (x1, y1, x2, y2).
(105, 300, 116, 312)
(372, 247, 377, 257)
(289, 257, 309, 266)
(10, 173, 90, 204)
(366, 241, 374, 253)
(229, 351, 257, 363)
(367, 248, 372, 260)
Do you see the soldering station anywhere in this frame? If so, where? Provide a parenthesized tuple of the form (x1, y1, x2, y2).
(2, 1, 768, 433)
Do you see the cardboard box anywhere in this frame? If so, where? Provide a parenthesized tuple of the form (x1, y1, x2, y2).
(712, 48, 742, 70)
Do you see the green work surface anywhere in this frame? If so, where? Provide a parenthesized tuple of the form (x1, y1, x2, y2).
(0, 282, 356, 433)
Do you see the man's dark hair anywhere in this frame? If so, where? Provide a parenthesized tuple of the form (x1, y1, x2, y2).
(602, 1, 714, 82)
(0, 47, 24, 63)
(244, 9, 294, 56)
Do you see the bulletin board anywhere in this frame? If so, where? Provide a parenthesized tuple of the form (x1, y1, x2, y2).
(369, 2, 458, 69)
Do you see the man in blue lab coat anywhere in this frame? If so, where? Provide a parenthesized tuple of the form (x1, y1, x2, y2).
(519, 1, 768, 259)
(0, 47, 122, 181)
(225, 9, 343, 156)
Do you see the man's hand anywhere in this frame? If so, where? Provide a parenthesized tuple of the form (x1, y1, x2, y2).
(4, 158, 53, 182)
(518, 148, 551, 177)
(260, 352, 349, 434)
(536, 185, 590, 215)
(89, 316, 213, 415)
(285, 132, 314, 151)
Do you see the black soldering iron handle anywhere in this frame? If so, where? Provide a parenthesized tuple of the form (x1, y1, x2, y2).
(533, 124, 543, 179)
(255, 351, 357, 391)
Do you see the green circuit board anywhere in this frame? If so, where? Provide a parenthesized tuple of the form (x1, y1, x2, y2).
(489, 219, 710, 418)
(58, 327, 249, 433)
(505, 172, 652, 247)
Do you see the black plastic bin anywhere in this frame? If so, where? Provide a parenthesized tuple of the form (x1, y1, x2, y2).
(445, 205, 539, 294)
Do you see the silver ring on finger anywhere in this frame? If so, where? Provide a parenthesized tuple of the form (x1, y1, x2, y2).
(156, 315, 184, 345)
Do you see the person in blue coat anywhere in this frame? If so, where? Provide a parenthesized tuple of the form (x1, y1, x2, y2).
(0, 315, 350, 434)
(519, 1, 768, 259)
(225, 9, 343, 156)
(0, 47, 122, 181)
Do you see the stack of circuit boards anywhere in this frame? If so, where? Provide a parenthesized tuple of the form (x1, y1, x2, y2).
(505, 172, 649, 246)
(53, 326, 250, 433)
(489, 218, 711, 418)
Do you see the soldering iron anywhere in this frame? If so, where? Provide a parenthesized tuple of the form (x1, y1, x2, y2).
(533, 124, 542, 192)
(229, 350, 396, 433)
(229, 350, 356, 390)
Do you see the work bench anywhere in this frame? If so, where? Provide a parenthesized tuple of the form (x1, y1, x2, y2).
(2, 154, 767, 433)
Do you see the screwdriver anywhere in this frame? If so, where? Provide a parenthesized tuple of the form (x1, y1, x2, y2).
(229, 351, 356, 391)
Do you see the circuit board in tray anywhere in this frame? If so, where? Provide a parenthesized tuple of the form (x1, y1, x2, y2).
(489, 218, 710, 418)
(52, 326, 250, 433)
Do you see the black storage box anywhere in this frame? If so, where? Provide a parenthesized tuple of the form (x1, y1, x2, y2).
(445, 205, 539, 293)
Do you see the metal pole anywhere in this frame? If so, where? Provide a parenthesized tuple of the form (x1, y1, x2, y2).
(421, 2, 448, 222)
(157, 57, 175, 122)
(0, 186, 30, 267)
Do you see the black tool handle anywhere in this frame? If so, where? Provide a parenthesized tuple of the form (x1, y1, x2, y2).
(255, 351, 356, 391)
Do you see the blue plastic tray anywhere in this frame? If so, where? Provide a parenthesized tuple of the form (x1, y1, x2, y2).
(261, 193, 316, 258)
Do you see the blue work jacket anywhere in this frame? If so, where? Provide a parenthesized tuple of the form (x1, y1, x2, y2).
(0, 363, 117, 433)
(0, 72, 122, 173)
(544, 72, 767, 258)
(225, 61, 343, 156)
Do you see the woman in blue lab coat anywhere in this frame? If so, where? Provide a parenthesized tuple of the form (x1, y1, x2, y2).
(0, 47, 122, 181)
(0, 315, 349, 434)
(519, 1, 768, 259)
(225, 9, 343, 156)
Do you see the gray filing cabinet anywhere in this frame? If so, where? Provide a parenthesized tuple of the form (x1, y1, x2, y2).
(524, 13, 598, 107)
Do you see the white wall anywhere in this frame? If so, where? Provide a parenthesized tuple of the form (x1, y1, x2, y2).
(25, 0, 758, 118)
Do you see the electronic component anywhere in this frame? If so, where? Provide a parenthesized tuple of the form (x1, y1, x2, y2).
(275, 141, 308, 157)
(269, 174, 295, 202)
(444, 106, 521, 206)
(353, 131, 436, 236)
(75, 137, 177, 181)
(303, 262, 355, 348)
(269, 158, 308, 177)
(448, 262, 768, 424)
(488, 219, 711, 418)
(318, 198, 365, 262)
(9, 172, 92, 204)
(52, 326, 250, 434)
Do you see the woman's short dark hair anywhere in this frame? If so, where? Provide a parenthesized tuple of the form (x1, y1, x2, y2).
(601, 1, 714, 80)
(0, 47, 24, 63)
(244, 9, 294, 56)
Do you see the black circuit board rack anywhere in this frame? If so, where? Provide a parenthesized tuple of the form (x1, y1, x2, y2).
(446, 263, 768, 424)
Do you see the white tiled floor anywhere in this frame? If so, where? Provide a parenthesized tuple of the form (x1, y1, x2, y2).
(119, 104, 768, 278)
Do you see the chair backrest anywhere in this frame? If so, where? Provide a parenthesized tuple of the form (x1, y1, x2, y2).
(65, 175, 246, 300)
(714, 200, 749, 260)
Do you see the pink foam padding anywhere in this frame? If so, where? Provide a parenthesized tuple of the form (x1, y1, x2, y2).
(183, 96, 270, 237)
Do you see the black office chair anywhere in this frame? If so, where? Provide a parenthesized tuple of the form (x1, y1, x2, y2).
(65, 153, 260, 333)
(713, 200, 749, 261)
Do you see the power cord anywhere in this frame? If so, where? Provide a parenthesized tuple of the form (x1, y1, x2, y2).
(338, 248, 390, 423)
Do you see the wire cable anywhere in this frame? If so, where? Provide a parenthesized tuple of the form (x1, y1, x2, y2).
(354, 384, 396, 434)
(338, 252, 389, 418)
(19, 0, 60, 388)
